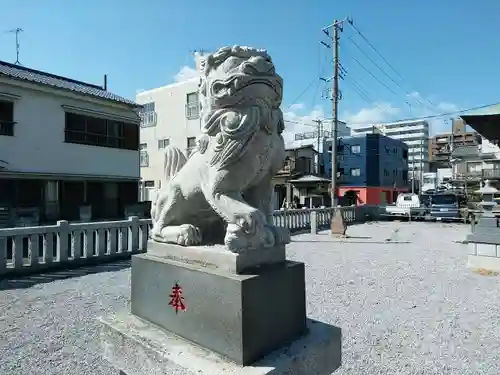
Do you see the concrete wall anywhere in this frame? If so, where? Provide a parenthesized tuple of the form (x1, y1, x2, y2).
(137, 79, 200, 188)
(0, 78, 140, 179)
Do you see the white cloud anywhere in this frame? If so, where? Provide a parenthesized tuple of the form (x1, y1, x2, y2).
(173, 66, 198, 82)
(288, 103, 305, 112)
(282, 103, 325, 144)
(342, 102, 400, 127)
(341, 92, 460, 134)
(172, 52, 211, 83)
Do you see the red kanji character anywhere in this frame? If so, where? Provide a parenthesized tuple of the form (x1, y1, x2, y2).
(168, 282, 187, 313)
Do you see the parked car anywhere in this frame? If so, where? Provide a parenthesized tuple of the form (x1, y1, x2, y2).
(428, 193, 461, 221)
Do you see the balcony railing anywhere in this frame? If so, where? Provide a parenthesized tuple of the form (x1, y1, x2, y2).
(185, 102, 200, 120)
(0, 120, 15, 136)
(483, 169, 500, 179)
(139, 111, 157, 127)
(140, 151, 149, 167)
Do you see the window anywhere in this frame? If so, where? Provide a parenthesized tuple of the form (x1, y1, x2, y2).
(187, 93, 198, 104)
(187, 137, 197, 156)
(351, 145, 361, 154)
(157, 138, 170, 149)
(139, 102, 157, 127)
(403, 149, 408, 159)
(140, 150, 149, 167)
(384, 169, 389, 177)
(0, 100, 14, 136)
(65, 112, 139, 150)
(186, 92, 199, 119)
(140, 143, 147, 150)
(350, 168, 361, 176)
(143, 102, 155, 112)
(187, 137, 196, 148)
(143, 180, 154, 188)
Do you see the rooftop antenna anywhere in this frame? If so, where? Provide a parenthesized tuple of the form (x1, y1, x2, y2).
(5, 28, 23, 65)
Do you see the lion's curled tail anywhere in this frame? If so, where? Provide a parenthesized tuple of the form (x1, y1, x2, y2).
(163, 145, 187, 184)
(151, 145, 187, 223)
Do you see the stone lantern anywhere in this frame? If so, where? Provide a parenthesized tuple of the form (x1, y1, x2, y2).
(467, 179, 500, 272)
(468, 180, 499, 238)
(476, 180, 499, 216)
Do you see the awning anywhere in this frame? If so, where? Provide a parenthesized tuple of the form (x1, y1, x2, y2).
(461, 103, 500, 141)
(288, 175, 331, 183)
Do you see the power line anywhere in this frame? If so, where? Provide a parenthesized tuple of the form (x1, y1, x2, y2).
(287, 43, 330, 110)
(328, 101, 500, 127)
(344, 36, 436, 114)
(346, 20, 440, 112)
(347, 53, 400, 97)
(343, 76, 372, 103)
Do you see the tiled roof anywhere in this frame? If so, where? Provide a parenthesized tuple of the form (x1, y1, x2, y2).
(0, 60, 139, 107)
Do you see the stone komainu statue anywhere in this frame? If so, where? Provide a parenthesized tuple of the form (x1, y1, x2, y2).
(151, 45, 290, 252)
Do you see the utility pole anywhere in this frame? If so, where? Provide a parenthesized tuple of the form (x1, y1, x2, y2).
(322, 17, 350, 235)
(419, 138, 424, 193)
(5, 28, 23, 65)
(313, 119, 323, 175)
(322, 18, 348, 207)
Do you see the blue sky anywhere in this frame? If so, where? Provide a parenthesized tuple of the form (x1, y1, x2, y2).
(1, 0, 499, 136)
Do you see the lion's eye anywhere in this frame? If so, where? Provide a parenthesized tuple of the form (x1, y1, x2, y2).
(212, 82, 224, 94)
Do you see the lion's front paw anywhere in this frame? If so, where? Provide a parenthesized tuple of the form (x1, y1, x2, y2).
(235, 209, 266, 235)
(176, 224, 202, 246)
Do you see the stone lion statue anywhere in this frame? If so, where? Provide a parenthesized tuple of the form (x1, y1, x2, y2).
(151, 45, 290, 252)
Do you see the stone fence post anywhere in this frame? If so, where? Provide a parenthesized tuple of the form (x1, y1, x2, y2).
(310, 211, 318, 234)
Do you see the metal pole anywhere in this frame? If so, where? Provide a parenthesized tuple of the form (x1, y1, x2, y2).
(314, 119, 322, 175)
(411, 166, 415, 194)
(419, 138, 423, 193)
(331, 20, 340, 207)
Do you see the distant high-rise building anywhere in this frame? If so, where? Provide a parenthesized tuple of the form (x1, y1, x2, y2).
(351, 119, 430, 174)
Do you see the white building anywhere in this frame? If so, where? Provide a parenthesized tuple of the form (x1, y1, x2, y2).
(136, 77, 201, 200)
(352, 119, 430, 174)
(0, 60, 141, 224)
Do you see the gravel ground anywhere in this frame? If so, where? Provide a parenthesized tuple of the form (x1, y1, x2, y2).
(1, 221, 499, 375)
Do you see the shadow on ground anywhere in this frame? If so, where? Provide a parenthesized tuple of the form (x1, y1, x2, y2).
(0, 259, 131, 291)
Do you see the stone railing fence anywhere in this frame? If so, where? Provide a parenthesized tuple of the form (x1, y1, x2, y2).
(272, 205, 382, 233)
(0, 205, 382, 276)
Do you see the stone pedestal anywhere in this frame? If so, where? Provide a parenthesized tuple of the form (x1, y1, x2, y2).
(100, 313, 341, 375)
(331, 208, 347, 236)
(99, 242, 342, 374)
(466, 215, 500, 271)
(466, 180, 500, 271)
(146, 240, 286, 274)
(130, 249, 307, 365)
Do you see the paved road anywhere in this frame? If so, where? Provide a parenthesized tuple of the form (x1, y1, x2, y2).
(1, 222, 499, 375)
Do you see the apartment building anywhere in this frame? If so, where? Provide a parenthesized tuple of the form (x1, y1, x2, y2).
(429, 118, 481, 169)
(0, 60, 141, 225)
(322, 133, 409, 205)
(352, 119, 430, 174)
(136, 77, 201, 199)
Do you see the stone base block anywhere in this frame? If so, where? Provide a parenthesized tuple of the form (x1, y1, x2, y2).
(131, 254, 306, 365)
(99, 312, 341, 375)
(467, 254, 500, 272)
(147, 241, 286, 274)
